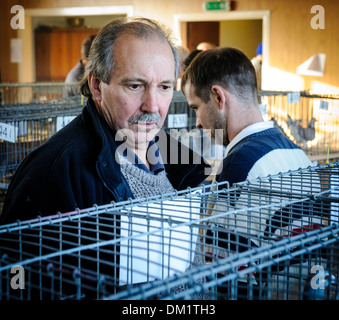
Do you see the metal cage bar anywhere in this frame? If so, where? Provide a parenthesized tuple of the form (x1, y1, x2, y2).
(0, 163, 338, 300)
(258, 90, 339, 158)
(0, 96, 86, 190)
(0, 91, 199, 190)
(0, 82, 80, 105)
(109, 222, 339, 300)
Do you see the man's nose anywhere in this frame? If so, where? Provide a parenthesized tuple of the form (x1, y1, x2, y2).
(196, 118, 203, 129)
(141, 88, 159, 114)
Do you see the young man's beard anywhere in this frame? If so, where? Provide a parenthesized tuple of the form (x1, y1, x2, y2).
(214, 116, 229, 146)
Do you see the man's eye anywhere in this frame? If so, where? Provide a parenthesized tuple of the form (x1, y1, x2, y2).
(160, 85, 172, 91)
(128, 84, 142, 90)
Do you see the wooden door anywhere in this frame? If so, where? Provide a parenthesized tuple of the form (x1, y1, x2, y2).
(35, 29, 52, 82)
(186, 22, 219, 52)
(35, 29, 98, 82)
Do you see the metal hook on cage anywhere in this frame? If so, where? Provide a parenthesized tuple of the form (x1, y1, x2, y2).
(46, 262, 54, 274)
(0, 253, 8, 264)
(72, 268, 81, 281)
(308, 193, 318, 203)
(71, 268, 83, 300)
(91, 203, 100, 217)
(167, 216, 173, 227)
(185, 187, 192, 197)
(145, 210, 151, 222)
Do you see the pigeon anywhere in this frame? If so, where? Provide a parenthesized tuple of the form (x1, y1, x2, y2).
(286, 115, 316, 148)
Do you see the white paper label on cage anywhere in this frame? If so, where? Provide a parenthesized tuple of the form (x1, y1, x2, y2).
(119, 197, 200, 285)
(287, 92, 300, 104)
(56, 116, 76, 132)
(319, 100, 329, 110)
(8, 121, 28, 137)
(167, 114, 188, 128)
(0, 122, 18, 143)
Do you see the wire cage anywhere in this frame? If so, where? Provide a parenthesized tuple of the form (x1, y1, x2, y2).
(259, 90, 339, 159)
(110, 222, 339, 300)
(0, 90, 220, 191)
(0, 96, 86, 190)
(3, 86, 339, 183)
(0, 82, 80, 105)
(163, 90, 196, 132)
(0, 162, 338, 300)
(164, 90, 224, 172)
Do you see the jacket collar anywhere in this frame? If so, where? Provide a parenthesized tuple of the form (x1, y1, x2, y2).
(83, 98, 127, 194)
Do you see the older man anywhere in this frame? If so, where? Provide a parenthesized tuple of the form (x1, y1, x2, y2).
(1, 17, 210, 224)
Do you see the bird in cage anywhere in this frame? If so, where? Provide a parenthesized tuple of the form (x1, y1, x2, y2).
(286, 115, 316, 148)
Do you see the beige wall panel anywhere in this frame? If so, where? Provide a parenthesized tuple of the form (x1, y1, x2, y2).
(0, 0, 338, 92)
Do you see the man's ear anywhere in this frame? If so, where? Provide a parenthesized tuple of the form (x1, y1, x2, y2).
(210, 85, 226, 110)
(88, 72, 102, 102)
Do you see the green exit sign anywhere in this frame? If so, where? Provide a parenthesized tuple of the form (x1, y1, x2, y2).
(204, 1, 230, 11)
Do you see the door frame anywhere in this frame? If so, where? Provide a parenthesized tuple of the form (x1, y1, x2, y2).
(19, 5, 134, 82)
(174, 10, 270, 74)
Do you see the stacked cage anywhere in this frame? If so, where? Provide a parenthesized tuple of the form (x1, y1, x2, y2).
(163, 90, 196, 132)
(0, 88, 220, 191)
(0, 162, 338, 300)
(259, 91, 339, 161)
(0, 82, 80, 105)
(165, 90, 224, 174)
(0, 96, 85, 190)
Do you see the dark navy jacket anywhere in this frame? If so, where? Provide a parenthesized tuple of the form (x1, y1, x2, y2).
(1, 98, 210, 224)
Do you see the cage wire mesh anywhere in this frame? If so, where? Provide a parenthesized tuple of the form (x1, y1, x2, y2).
(258, 90, 339, 158)
(0, 95, 86, 190)
(0, 89, 222, 191)
(0, 162, 339, 300)
(0, 82, 80, 105)
(110, 222, 339, 300)
(164, 90, 225, 173)
(2, 86, 339, 178)
(6, 87, 339, 191)
(164, 90, 196, 132)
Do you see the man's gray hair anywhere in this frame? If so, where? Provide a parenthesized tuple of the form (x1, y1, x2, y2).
(80, 17, 179, 97)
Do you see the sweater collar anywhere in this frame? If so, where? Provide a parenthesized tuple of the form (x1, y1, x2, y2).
(225, 121, 274, 157)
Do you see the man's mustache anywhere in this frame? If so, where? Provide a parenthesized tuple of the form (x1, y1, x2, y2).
(128, 113, 162, 125)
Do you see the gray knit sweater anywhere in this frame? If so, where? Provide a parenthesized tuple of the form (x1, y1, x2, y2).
(119, 156, 175, 198)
